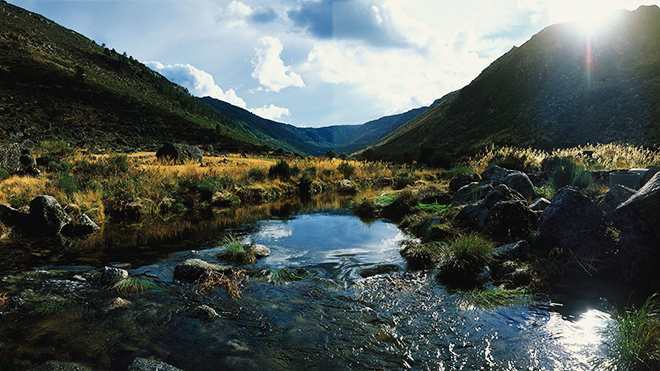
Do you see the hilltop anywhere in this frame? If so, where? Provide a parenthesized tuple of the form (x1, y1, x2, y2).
(0, 1, 256, 152)
(368, 5, 660, 165)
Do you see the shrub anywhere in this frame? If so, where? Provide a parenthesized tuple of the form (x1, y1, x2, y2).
(488, 152, 536, 172)
(57, 172, 78, 194)
(0, 168, 9, 181)
(436, 233, 495, 287)
(551, 158, 592, 191)
(106, 153, 130, 173)
(393, 176, 414, 190)
(338, 162, 355, 178)
(268, 160, 298, 180)
(325, 150, 337, 159)
(246, 167, 267, 182)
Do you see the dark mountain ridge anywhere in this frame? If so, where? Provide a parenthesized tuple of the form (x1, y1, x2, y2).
(370, 5, 660, 165)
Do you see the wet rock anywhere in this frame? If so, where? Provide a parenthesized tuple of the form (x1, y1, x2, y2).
(61, 214, 100, 237)
(451, 182, 493, 207)
(156, 143, 203, 165)
(246, 244, 270, 259)
(453, 203, 489, 231)
(127, 357, 183, 371)
(530, 197, 551, 211)
(482, 184, 525, 210)
(539, 186, 608, 252)
(189, 304, 221, 321)
(29, 195, 72, 236)
(614, 172, 660, 244)
(29, 360, 94, 371)
(417, 216, 445, 240)
(106, 297, 132, 311)
(173, 258, 231, 282)
(504, 172, 537, 202)
(599, 184, 636, 214)
(449, 172, 482, 192)
(359, 264, 400, 278)
(494, 240, 529, 259)
(101, 267, 129, 285)
(485, 201, 538, 242)
(480, 165, 510, 185)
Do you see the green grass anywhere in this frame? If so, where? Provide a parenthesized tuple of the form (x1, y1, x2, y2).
(29, 301, 71, 316)
(414, 202, 449, 213)
(110, 276, 161, 294)
(436, 233, 496, 287)
(602, 295, 660, 370)
(253, 268, 304, 284)
(458, 286, 528, 310)
(217, 234, 256, 265)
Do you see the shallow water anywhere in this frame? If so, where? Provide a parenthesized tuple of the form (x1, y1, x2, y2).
(0, 200, 615, 370)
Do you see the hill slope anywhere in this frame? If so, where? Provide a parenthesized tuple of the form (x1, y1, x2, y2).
(0, 2, 255, 152)
(370, 5, 660, 164)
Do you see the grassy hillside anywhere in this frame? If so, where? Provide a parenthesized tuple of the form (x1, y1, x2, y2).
(370, 5, 660, 166)
(0, 2, 256, 152)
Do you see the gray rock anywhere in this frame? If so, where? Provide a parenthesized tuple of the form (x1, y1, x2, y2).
(504, 172, 537, 202)
(453, 203, 489, 231)
(480, 165, 511, 184)
(451, 182, 493, 207)
(417, 216, 445, 239)
(156, 143, 203, 164)
(29, 195, 72, 236)
(211, 191, 238, 207)
(485, 201, 538, 242)
(61, 214, 100, 237)
(189, 304, 221, 321)
(173, 258, 231, 282)
(449, 172, 482, 192)
(247, 243, 270, 259)
(530, 197, 551, 211)
(337, 179, 357, 194)
(599, 184, 636, 214)
(539, 186, 607, 252)
(482, 184, 525, 210)
(101, 267, 128, 285)
(127, 357, 183, 371)
(494, 240, 530, 259)
(0, 143, 22, 173)
(614, 172, 660, 243)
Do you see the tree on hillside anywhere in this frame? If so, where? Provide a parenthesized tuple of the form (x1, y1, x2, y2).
(325, 150, 337, 159)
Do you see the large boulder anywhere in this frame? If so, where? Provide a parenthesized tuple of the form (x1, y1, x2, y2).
(480, 165, 511, 185)
(484, 201, 538, 242)
(539, 186, 608, 252)
(449, 172, 482, 192)
(482, 184, 525, 210)
(504, 172, 537, 202)
(451, 182, 493, 207)
(599, 184, 636, 214)
(61, 214, 100, 237)
(614, 172, 660, 244)
(156, 143, 203, 164)
(29, 195, 72, 236)
(0, 143, 22, 173)
(453, 203, 489, 231)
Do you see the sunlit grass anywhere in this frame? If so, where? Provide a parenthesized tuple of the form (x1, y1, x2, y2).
(194, 268, 245, 299)
(110, 276, 161, 295)
(458, 286, 528, 310)
(217, 234, 256, 265)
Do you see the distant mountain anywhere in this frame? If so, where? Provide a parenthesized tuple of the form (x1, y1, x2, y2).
(0, 2, 254, 151)
(369, 5, 660, 165)
(200, 96, 433, 156)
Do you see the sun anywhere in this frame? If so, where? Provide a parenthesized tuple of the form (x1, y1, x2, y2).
(553, 3, 620, 35)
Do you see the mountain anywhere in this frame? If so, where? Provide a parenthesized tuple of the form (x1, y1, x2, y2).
(0, 2, 254, 152)
(200, 96, 432, 156)
(369, 5, 660, 165)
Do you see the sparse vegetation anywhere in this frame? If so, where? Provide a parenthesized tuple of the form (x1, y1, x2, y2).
(110, 276, 161, 294)
(436, 233, 496, 287)
(217, 234, 256, 265)
(253, 268, 305, 284)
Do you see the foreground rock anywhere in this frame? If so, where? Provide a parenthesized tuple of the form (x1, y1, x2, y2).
(173, 258, 232, 282)
(156, 143, 203, 164)
(29, 195, 72, 236)
(0, 142, 41, 176)
(127, 357, 183, 371)
(29, 360, 93, 371)
(614, 172, 660, 244)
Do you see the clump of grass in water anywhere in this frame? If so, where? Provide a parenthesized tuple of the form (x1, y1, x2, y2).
(458, 286, 528, 310)
(254, 268, 304, 285)
(29, 301, 72, 316)
(110, 276, 161, 294)
(194, 268, 245, 299)
(217, 234, 256, 265)
(436, 232, 495, 287)
(601, 295, 660, 371)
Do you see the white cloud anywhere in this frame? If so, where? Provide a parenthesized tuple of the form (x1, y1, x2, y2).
(145, 61, 292, 122)
(145, 61, 248, 108)
(220, 1, 253, 27)
(252, 104, 291, 120)
(251, 36, 305, 92)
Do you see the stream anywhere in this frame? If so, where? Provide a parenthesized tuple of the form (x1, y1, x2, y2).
(0, 196, 615, 370)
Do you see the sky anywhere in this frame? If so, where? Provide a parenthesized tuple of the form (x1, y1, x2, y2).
(10, 0, 660, 127)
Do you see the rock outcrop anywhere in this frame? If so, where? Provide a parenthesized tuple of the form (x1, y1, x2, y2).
(156, 143, 203, 164)
(614, 172, 660, 244)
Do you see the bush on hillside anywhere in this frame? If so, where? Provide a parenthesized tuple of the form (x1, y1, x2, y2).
(551, 157, 592, 191)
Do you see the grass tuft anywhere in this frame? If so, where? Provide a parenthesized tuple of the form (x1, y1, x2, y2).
(437, 233, 495, 287)
(458, 286, 528, 310)
(217, 234, 256, 265)
(110, 276, 161, 294)
(254, 268, 304, 284)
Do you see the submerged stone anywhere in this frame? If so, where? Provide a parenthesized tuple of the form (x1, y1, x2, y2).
(127, 357, 183, 371)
